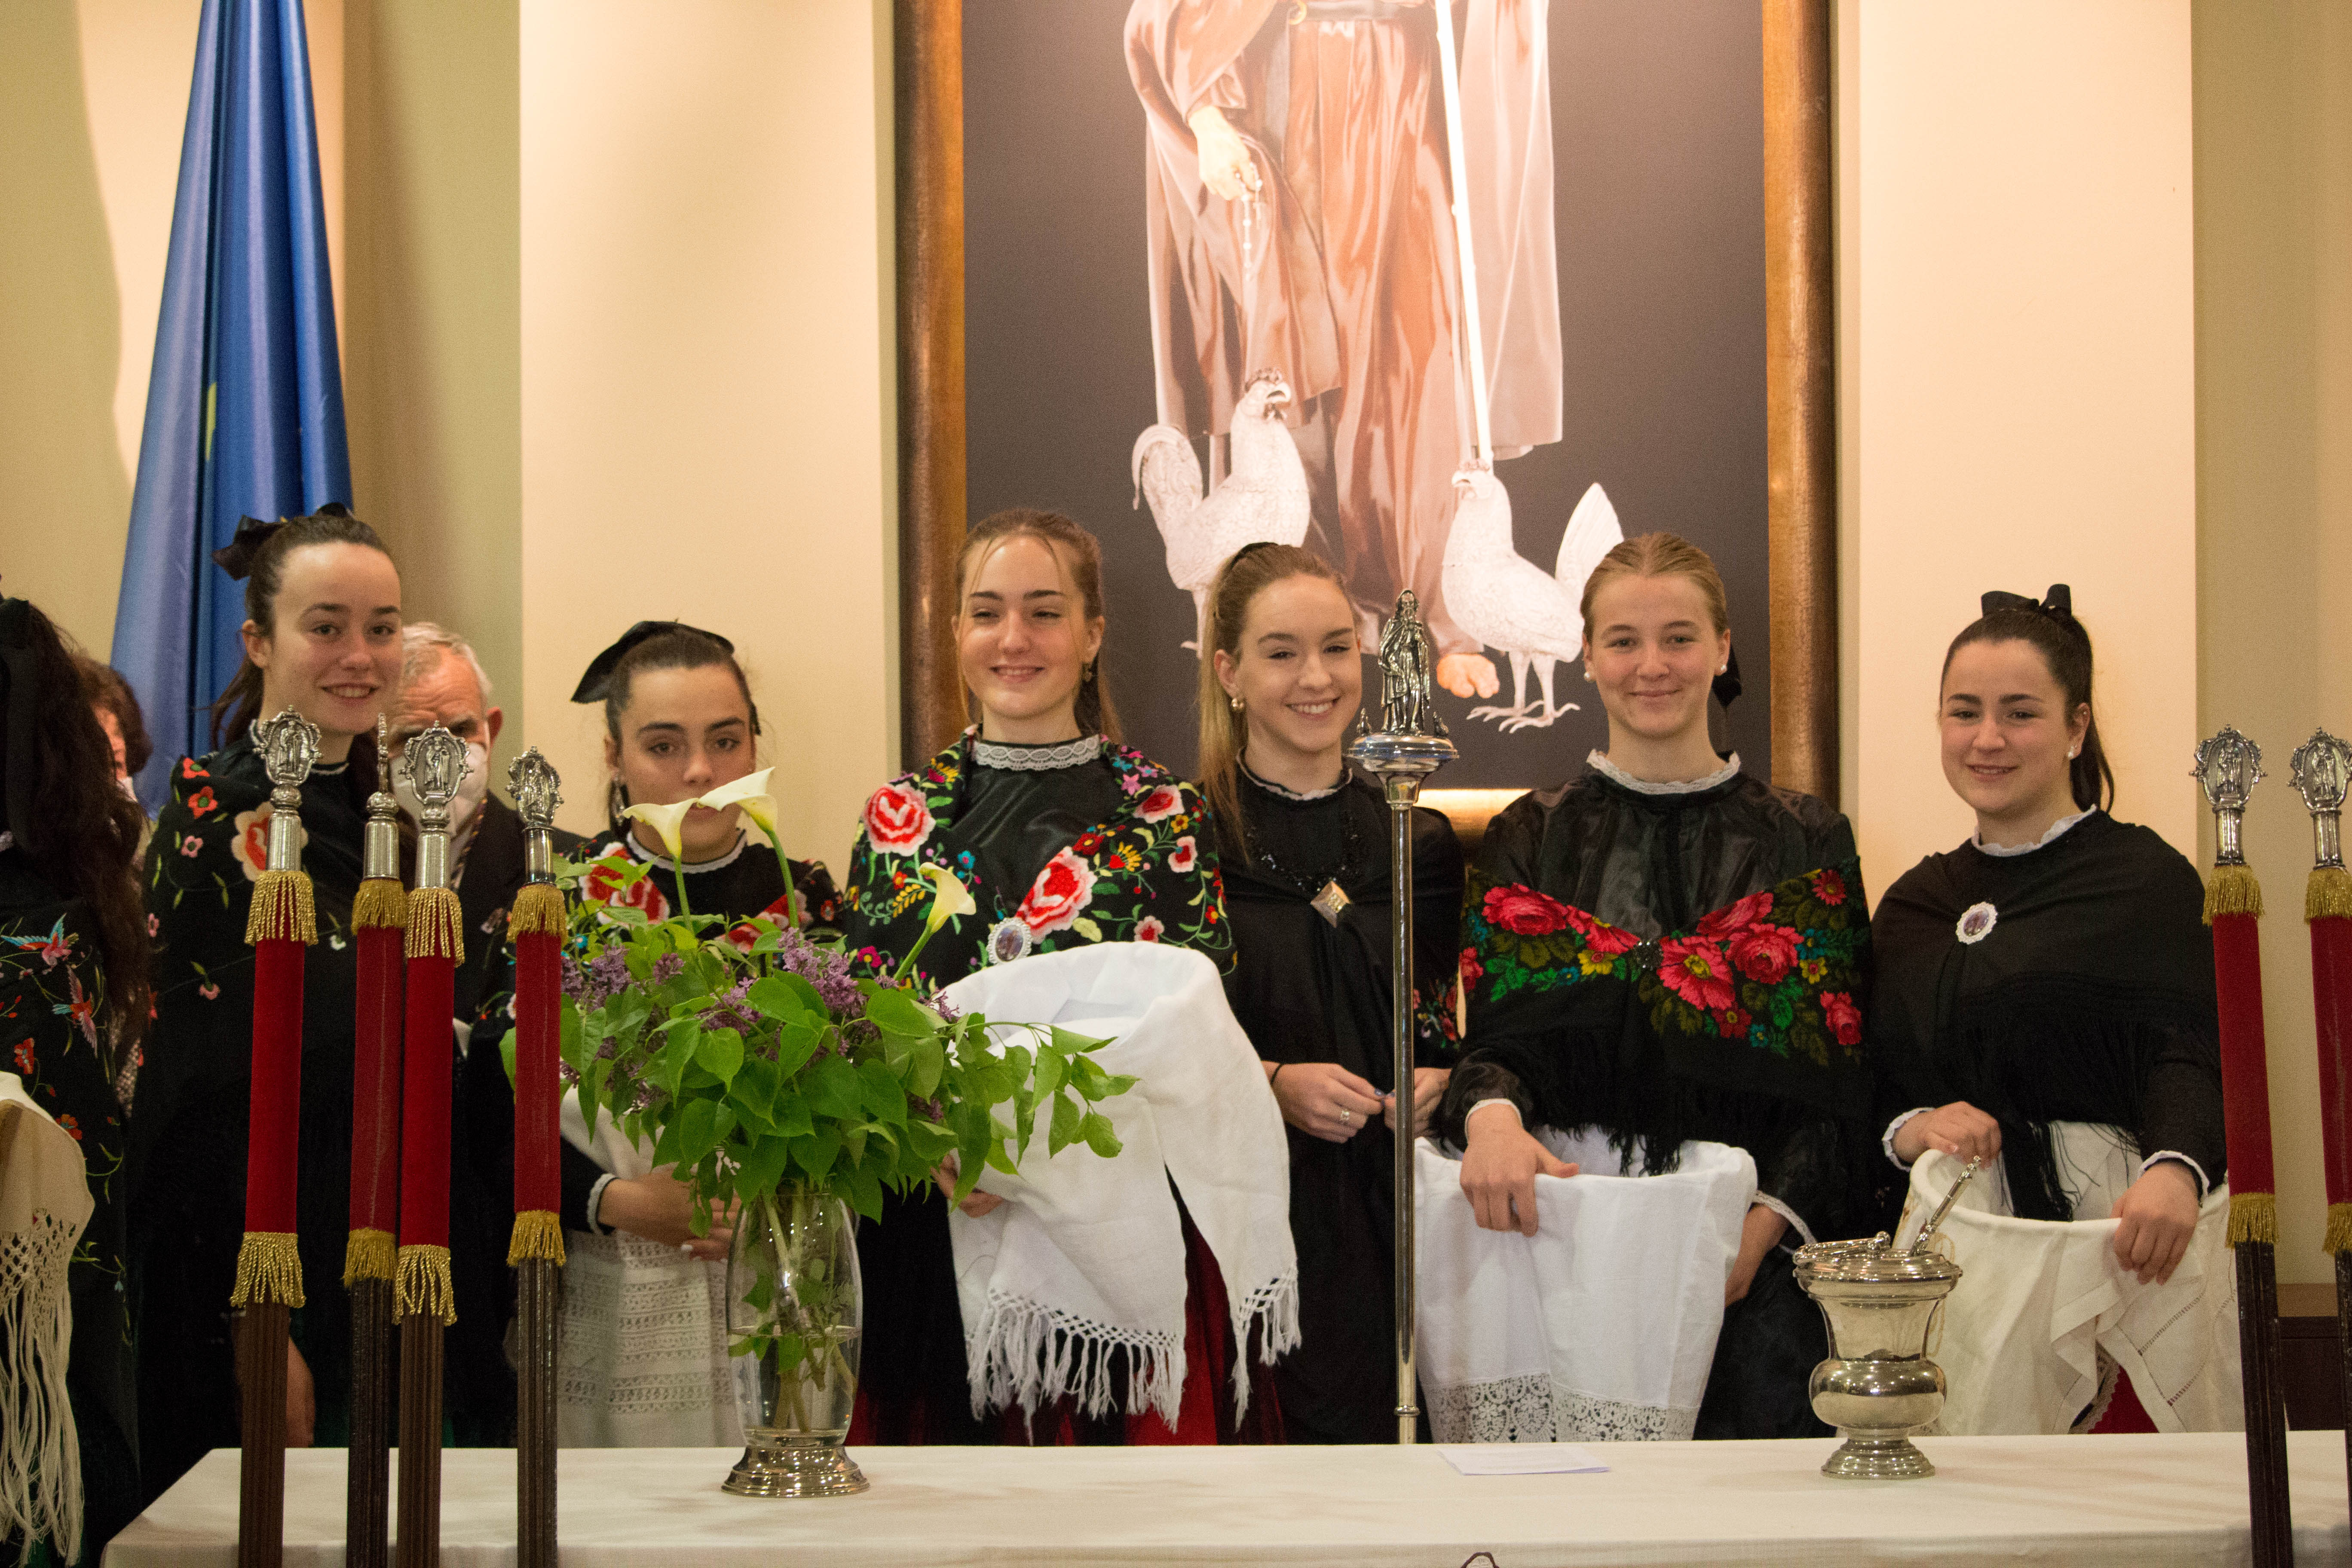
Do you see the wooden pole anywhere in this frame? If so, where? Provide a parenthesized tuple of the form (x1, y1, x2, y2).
(894, 0, 968, 768)
(394, 1315, 444, 1568)
(1760, 0, 1838, 807)
(516, 1258, 558, 1568)
(236, 1303, 290, 1568)
(346, 1277, 393, 1568)
(2235, 1242, 2294, 1566)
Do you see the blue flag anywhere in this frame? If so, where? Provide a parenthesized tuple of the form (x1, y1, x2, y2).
(110, 0, 350, 808)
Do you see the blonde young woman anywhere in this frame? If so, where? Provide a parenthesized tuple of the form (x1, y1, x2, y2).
(1197, 542, 1463, 1442)
(840, 508, 1254, 1446)
(1438, 532, 1874, 1440)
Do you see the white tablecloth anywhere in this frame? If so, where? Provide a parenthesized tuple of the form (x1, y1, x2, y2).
(106, 1435, 2352, 1566)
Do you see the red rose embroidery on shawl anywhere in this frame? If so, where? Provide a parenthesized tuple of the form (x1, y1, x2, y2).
(1017, 848, 1096, 936)
(1729, 923, 1801, 985)
(1459, 946, 1485, 986)
(1811, 869, 1848, 906)
(1660, 936, 1736, 1013)
(582, 856, 669, 923)
(1819, 990, 1862, 1046)
(1135, 915, 1165, 942)
(10, 1041, 31, 1075)
(1483, 885, 1572, 937)
(863, 783, 935, 854)
(1168, 835, 1197, 873)
(1136, 785, 1183, 824)
(1697, 889, 1774, 939)
(1562, 904, 1638, 957)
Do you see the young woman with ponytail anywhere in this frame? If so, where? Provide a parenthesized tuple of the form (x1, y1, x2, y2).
(1199, 543, 1463, 1442)
(842, 508, 1246, 1446)
(1869, 589, 2227, 1430)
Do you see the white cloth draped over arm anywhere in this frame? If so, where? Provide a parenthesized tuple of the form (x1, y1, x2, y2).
(1414, 1128, 1755, 1442)
(0, 1072, 92, 1564)
(942, 943, 1297, 1430)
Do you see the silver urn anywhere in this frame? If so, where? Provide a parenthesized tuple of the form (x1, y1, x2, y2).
(1792, 1234, 1962, 1479)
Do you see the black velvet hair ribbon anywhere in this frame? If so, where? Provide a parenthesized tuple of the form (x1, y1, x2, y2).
(1981, 583, 2075, 622)
(211, 516, 287, 580)
(570, 620, 738, 704)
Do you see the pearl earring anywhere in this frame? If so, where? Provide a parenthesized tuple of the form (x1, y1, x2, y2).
(1230, 695, 1244, 712)
(2068, 745, 2080, 759)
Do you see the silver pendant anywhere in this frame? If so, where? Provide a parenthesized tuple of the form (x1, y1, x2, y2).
(1311, 880, 1351, 928)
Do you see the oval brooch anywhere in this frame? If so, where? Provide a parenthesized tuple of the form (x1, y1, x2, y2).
(986, 917, 1035, 966)
(1955, 902, 1998, 945)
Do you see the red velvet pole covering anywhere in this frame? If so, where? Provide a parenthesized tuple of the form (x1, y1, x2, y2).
(510, 925, 565, 1239)
(346, 919, 405, 1266)
(395, 924, 459, 1305)
(2314, 909, 2352, 1236)
(2210, 908, 2279, 1231)
(243, 937, 307, 1242)
(505, 747, 566, 1568)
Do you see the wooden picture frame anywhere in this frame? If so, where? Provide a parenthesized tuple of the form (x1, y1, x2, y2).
(895, 0, 1838, 808)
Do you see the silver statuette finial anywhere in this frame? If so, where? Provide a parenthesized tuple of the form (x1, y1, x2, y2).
(401, 725, 469, 891)
(509, 748, 563, 885)
(2291, 729, 2352, 871)
(363, 713, 401, 882)
(252, 708, 321, 873)
(2192, 725, 2265, 868)
(1349, 590, 1459, 787)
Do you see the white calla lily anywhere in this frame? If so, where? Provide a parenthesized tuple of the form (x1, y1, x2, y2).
(621, 799, 695, 864)
(923, 865, 977, 933)
(698, 768, 780, 837)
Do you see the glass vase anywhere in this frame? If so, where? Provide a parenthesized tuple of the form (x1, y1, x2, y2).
(722, 1180, 867, 1497)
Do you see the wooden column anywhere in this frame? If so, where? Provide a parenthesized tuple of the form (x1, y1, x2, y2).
(896, 0, 968, 768)
(1761, 0, 1838, 807)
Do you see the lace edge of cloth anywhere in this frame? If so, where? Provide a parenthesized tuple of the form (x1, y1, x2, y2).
(1427, 1373, 1697, 1443)
(0, 1211, 83, 1562)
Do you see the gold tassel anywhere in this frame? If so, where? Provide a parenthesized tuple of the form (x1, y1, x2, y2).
(2325, 1202, 2352, 1256)
(342, 1227, 397, 1287)
(244, 868, 318, 945)
(2228, 1190, 2278, 1249)
(230, 1231, 307, 1308)
(352, 876, 409, 932)
(2309, 866, 2352, 924)
(395, 1243, 458, 1325)
(2202, 864, 2265, 924)
(507, 882, 568, 940)
(404, 885, 466, 963)
(507, 1210, 567, 1267)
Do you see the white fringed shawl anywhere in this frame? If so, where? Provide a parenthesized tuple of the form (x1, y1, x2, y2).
(0, 1072, 90, 1566)
(942, 943, 1298, 1429)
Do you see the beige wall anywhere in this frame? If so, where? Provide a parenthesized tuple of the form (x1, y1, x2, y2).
(1841, 0, 2201, 899)
(518, 0, 897, 868)
(2193, 0, 2352, 1286)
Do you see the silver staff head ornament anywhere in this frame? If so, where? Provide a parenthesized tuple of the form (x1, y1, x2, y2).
(2291, 728, 2352, 870)
(1350, 591, 1458, 791)
(2192, 725, 2264, 867)
(509, 747, 563, 884)
(401, 725, 470, 889)
(362, 713, 401, 882)
(252, 708, 322, 874)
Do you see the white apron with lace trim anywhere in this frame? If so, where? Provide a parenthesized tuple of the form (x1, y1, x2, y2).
(1904, 1130, 2242, 1436)
(1414, 1129, 1755, 1442)
(555, 1095, 745, 1447)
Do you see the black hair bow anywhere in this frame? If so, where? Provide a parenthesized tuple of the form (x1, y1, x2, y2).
(1981, 584, 2073, 620)
(571, 620, 738, 704)
(211, 516, 287, 581)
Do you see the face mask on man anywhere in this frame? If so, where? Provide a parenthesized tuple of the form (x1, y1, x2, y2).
(395, 739, 492, 837)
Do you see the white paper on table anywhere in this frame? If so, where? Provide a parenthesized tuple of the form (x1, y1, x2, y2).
(1439, 1443, 1609, 1476)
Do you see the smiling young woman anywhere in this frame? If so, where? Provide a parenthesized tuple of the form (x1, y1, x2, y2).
(1867, 589, 2228, 1434)
(128, 508, 424, 1504)
(1436, 530, 1875, 1443)
(1197, 542, 1464, 1442)
(840, 508, 1253, 1448)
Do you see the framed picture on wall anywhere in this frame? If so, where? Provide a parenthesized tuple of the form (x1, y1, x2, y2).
(896, 0, 1834, 842)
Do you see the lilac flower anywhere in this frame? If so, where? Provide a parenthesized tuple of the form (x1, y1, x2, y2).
(771, 928, 860, 1015)
(650, 952, 685, 985)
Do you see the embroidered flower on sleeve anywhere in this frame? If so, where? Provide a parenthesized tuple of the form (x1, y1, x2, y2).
(54, 1113, 80, 1142)
(147, 913, 159, 938)
(1819, 990, 1863, 1046)
(179, 758, 208, 781)
(1459, 946, 1485, 989)
(1136, 785, 1184, 824)
(1697, 888, 1774, 938)
(1810, 868, 1849, 906)
(10, 1040, 32, 1075)
(862, 782, 936, 854)
(1168, 835, 1197, 874)
(1017, 848, 1097, 937)
(186, 786, 218, 819)
(1659, 936, 1736, 1014)
(229, 806, 303, 881)
(198, 982, 220, 1000)
(178, 835, 202, 859)
(1135, 915, 1165, 942)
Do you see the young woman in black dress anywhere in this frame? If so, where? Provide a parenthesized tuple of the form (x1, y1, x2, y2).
(1197, 543, 1462, 1442)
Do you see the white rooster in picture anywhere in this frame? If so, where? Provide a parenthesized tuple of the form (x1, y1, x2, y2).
(1132, 371, 1312, 644)
(1441, 471, 1625, 731)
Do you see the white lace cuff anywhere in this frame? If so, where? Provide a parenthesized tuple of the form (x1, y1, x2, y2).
(2142, 1151, 2211, 1199)
(1882, 1106, 1933, 1169)
(585, 1173, 618, 1236)
(1753, 1191, 1815, 1248)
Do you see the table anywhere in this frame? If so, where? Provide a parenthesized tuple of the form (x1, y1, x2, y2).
(106, 1433, 2352, 1566)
